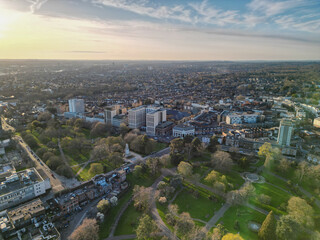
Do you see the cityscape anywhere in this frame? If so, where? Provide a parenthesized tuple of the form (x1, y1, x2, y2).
(0, 1, 320, 240)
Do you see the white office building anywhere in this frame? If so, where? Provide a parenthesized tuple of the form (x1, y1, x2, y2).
(146, 109, 166, 136)
(226, 113, 259, 124)
(68, 99, 85, 113)
(0, 168, 51, 211)
(128, 106, 146, 129)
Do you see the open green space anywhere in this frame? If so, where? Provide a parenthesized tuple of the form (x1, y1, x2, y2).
(114, 203, 142, 236)
(173, 189, 220, 221)
(218, 205, 266, 240)
(260, 170, 292, 192)
(249, 182, 291, 215)
(189, 152, 211, 162)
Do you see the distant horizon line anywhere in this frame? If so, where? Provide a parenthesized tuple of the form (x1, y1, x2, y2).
(0, 58, 319, 62)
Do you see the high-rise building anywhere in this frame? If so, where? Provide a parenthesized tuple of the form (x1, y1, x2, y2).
(68, 99, 85, 113)
(146, 109, 166, 136)
(128, 106, 146, 129)
(105, 105, 120, 125)
(277, 120, 294, 146)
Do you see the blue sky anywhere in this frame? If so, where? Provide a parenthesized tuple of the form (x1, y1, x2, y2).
(0, 0, 320, 60)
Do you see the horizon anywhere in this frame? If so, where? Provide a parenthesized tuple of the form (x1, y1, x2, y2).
(0, 0, 320, 60)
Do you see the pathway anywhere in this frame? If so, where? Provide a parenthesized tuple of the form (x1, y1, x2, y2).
(203, 203, 230, 231)
(150, 170, 179, 240)
(108, 197, 133, 238)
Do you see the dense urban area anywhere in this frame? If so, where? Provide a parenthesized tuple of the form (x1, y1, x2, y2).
(0, 60, 320, 240)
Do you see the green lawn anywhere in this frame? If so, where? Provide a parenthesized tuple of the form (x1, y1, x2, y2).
(261, 171, 292, 192)
(102, 173, 158, 238)
(99, 189, 133, 239)
(218, 205, 266, 240)
(225, 171, 245, 190)
(193, 165, 210, 177)
(189, 152, 211, 162)
(249, 182, 291, 215)
(77, 163, 95, 181)
(173, 184, 224, 221)
(114, 203, 142, 236)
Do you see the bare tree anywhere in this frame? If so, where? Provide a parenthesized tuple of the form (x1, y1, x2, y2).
(69, 218, 99, 240)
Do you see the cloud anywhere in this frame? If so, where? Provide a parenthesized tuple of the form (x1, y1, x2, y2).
(93, 0, 192, 23)
(26, 0, 49, 14)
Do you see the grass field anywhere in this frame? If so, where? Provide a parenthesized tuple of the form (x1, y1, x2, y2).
(249, 182, 291, 215)
(114, 203, 142, 236)
(173, 189, 221, 221)
(218, 205, 266, 240)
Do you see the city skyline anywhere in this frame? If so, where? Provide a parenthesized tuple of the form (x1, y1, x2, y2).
(0, 0, 320, 60)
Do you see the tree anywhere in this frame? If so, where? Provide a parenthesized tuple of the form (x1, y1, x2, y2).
(239, 157, 249, 169)
(211, 224, 227, 240)
(295, 161, 309, 183)
(170, 138, 184, 154)
(258, 142, 272, 159)
(133, 185, 153, 212)
(146, 157, 160, 176)
(211, 151, 233, 172)
(276, 215, 301, 240)
(258, 211, 277, 240)
(37, 112, 52, 122)
(91, 144, 109, 162)
(90, 122, 107, 138)
(24, 134, 38, 148)
(110, 196, 118, 206)
(56, 164, 74, 178)
(119, 123, 129, 136)
(207, 136, 218, 153)
(97, 199, 110, 214)
(136, 214, 158, 240)
(277, 158, 291, 173)
(69, 218, 99, 240)
(204, 170, 220, 185)
(88, 163, 104, 176)
(133, 165, 143, 178)
(191, 137, 202, 156)
(221, 233, 244, 240)
(287, 196, 314, 228)
(177, 161, 193, 177)
(46, 156, 63, 171)
(175, 212, 195, 239)
(170, 174, 182, 188)
(227, 183, 254, 205)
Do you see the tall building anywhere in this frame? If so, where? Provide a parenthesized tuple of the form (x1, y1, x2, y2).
(68, 99, 85, 113)
(105, 105, 120, 125)
(277, 120, 294, 146)
(146, 109, 166, 136)
(128, 106, 146, 129)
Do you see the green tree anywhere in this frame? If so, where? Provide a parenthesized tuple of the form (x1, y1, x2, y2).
(207, 136, 218, 153)
(276, 215, 301, 240)
(177, 161, 193, 177)
(46, 156, 63, 171)
(136, 214, 158, 240)
(287, 196, 314, 228)
(258, 142, 272, 159)
(97, 199, 110, 214)
(258, 211, 277, 240)
(191, 137, 202, 156)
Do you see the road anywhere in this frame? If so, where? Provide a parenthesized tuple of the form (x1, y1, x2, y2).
(14, 135, 66, 192)
(1, 116, 65, 192)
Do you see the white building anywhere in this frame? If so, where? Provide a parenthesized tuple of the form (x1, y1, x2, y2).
(173, 125, 195, 138)
(226, 113, 259, 124)
(128, 106, 146, 129)
(277, 119, 294, 146)
(105, 105, 120, 125)
(0, 168, 51, 211)
(68, 99, 85, 113)
(146, 109, 166, 136)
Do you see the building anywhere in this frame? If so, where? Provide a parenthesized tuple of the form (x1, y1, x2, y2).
(112, 115, 128, 127)
(226, 112, 260, 124)
(68, 99, 85, 113)
(0, 168, 51, 211)
(155, 121, 174, 136)
(128, 106, 146, 129)
(105, 105, 120, 125)
(314, 117, 320, 128)
(146, 109, 166, 136)
(173, 125, 195, 138)
(277, 119, 294, 146)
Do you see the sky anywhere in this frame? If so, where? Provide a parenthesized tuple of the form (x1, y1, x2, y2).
(0, 0, 320, 60)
